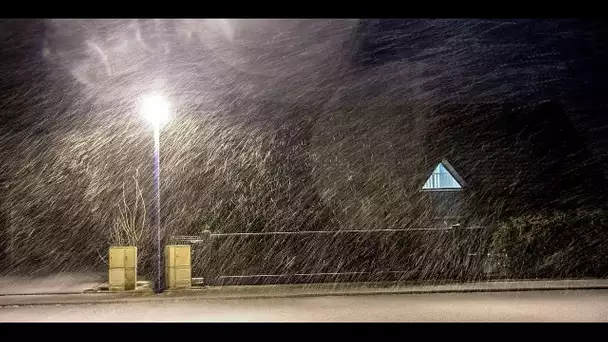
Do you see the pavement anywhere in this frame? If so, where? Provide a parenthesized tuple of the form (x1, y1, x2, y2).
(1, 276, 608, 307)
(1, 289, 607, 322)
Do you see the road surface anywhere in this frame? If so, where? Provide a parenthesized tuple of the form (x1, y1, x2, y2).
(1, 289, 607, 322)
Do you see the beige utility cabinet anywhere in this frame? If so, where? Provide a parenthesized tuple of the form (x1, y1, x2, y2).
(165, 245, 192, 289)
(108, 246, 137, 291)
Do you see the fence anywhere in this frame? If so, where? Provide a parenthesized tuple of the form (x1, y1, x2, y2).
(171, 226, 493, 286)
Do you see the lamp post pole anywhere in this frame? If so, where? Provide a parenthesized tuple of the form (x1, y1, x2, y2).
(140, 94, 170, 294)
(153, 123, 162, 294)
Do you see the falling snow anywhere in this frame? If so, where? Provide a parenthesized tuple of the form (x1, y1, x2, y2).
(0, 19, 607, 286)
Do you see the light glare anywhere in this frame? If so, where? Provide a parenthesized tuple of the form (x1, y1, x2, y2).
(140, 94, 170, 126)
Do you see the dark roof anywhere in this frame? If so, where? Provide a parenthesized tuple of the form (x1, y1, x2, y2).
(239, 98, 606, 221)
(424, 100, 608, 214)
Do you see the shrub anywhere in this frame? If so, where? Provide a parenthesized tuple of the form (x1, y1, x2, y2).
(105, 171, 153, 274)
(490, 209, 608, 279)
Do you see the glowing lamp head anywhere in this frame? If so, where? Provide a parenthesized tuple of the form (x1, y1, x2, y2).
(140, 94, 170, 126)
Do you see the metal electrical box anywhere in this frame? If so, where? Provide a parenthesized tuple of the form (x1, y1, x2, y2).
(165, 245, 191, 289)
(108, 246, 137, 291)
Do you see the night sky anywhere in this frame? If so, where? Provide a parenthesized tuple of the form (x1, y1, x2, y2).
(1, 19, 607, 170)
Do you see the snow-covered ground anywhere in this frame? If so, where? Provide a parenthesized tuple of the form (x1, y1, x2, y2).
(0, 273, 104, 295)
(1, 290, 607, 322)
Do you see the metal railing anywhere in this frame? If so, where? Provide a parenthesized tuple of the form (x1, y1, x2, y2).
(172, 225, 480, 241)
(171, 225, 491, 286)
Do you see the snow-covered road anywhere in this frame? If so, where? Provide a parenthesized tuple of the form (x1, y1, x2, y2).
(2, 289, 607, 322)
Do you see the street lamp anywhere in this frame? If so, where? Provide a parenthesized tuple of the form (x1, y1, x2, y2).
(140, 94, 170, 294)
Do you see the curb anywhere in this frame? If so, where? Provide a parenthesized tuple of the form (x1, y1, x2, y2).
(2, 280, 608, 308)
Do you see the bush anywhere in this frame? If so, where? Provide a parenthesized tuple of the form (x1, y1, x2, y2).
(490, 209, 608, 279)
(106, 172, 154, 275)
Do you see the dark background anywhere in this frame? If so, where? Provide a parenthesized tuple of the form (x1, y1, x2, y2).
(0, 19, 607, 279)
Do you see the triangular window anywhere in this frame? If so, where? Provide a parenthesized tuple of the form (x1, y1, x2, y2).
(422, 162, 463, 190)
